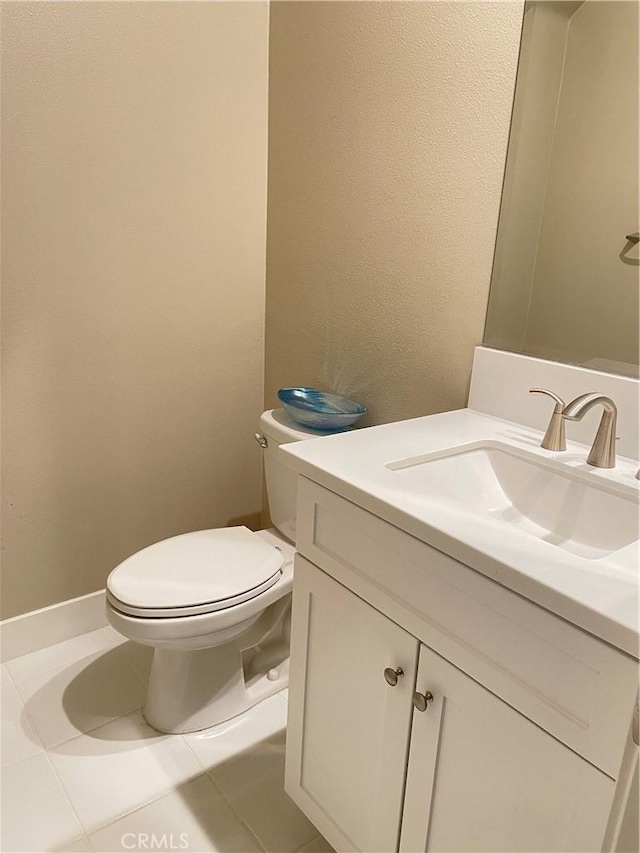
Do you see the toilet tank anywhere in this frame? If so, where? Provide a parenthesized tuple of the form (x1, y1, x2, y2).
(258, 409, 322, 543)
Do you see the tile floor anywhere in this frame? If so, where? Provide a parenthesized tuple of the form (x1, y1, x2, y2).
(1, 627, 334, 853)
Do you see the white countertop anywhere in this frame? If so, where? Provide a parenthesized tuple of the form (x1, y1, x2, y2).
(280, 409, 640, 658)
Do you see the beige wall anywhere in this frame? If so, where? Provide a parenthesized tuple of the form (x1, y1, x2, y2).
(264, 1, 523, 426)
(525, 0, 639, 370)
(1, 2, 269, 619)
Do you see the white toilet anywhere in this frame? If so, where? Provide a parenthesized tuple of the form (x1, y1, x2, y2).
(106, 409, 317, 734)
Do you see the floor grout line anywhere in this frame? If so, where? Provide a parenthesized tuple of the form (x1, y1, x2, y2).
(82, 767, 274, 853)
(3, 628, 304, 853)
(178, 732, 209, 774)
(10, 638, 142, 691)
(67, 832, 96, 853)
(36, 712, 195, 840)
(1, 661, 47, 763)
(5, 627, 122, 684)
(12, 644, 147, 753)
(38, 747, 90, 845)
(23, 701, 146, 753)
(81, 769, 209, 840)
(204, 767, 269, 853)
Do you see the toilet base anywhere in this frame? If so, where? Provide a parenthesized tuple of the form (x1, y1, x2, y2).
(143, 596, 291, 734)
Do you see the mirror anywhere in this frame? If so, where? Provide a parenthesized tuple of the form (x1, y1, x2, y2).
(484, 0, 639, 378)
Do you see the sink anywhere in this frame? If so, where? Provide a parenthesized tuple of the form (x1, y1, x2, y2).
(282, 407, 639, 652)
(386, 441, 639, 560)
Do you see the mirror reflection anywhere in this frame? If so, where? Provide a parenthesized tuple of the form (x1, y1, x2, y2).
(484, 0, 639, 378)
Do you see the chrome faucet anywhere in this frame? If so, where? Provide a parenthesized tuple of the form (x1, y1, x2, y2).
(562, 393, 618, 468)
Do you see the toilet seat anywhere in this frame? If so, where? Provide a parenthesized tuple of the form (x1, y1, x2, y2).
(106, 526, 284, 619)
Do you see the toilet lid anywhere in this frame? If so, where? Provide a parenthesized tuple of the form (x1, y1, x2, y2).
(106, 527, 284, 618)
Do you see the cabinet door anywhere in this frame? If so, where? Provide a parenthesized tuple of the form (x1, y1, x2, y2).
(400, 645, 616, 853)
(285, 556, 419, 853)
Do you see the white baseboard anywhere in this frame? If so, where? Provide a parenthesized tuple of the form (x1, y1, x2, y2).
(0, 590, 107, 663)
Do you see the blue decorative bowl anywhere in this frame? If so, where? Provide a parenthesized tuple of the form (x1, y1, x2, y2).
(277, 388, 367, 432)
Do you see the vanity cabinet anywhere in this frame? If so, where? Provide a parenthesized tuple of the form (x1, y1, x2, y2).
(284, 477, 639, 853)
(284, 556, 418, 852)
(401, 644, 614, 853)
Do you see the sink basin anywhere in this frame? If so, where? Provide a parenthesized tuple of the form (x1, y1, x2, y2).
(386, 441, 639, 560)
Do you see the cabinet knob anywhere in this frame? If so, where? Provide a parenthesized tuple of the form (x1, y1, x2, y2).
(412, 690, 434, 712)
(384, 667, 404, 687)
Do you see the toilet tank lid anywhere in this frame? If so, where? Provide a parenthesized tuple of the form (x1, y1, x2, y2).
(106, 527, 283, 611)
(260, 408, 324, 443)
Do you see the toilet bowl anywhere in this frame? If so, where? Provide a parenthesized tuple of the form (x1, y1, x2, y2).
(106, 410, 319, 734)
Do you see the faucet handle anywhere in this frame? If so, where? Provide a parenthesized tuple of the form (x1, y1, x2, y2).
(529, 388, 565, 411)
(529, 388, 566, 451)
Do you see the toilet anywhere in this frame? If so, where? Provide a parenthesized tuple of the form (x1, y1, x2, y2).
(106, 409, 318, 734)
